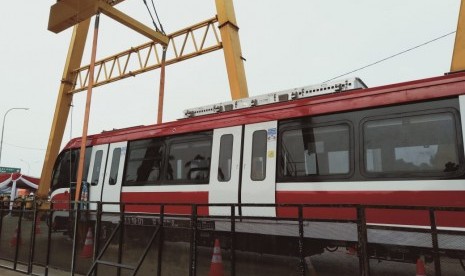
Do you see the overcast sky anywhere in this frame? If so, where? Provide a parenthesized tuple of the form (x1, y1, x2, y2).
(0, 0, 461, 177)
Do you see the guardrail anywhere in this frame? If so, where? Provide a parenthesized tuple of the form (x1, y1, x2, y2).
(0, 201, 464, 275)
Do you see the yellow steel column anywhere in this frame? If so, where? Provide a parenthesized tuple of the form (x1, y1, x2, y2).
(37, 20, 91, 200)
(215, 0, 249, 99)
(451, 0, 465, 72)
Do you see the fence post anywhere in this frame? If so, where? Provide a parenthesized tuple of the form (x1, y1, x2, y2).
(117, 203, 126, 276)
(230, 205, 236, 276)
(45, 205, 54, 276)
(429, 209, 442, 276)
(0, 203, 4, 252)
(356, 206, 370, 276)
(13, 200, 25, 270)
(71, 202, 81, 276)
(95, 201, 102, 258)
(157, 204, 165, 276)
(189, 204, 198, 276)
(298, 205, 306, 276)
(93, 201, 103, 276)
(27, 203, 39, 274)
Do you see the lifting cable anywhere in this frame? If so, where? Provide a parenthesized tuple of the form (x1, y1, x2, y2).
(142, 0, 167, 124)
(150, 0, 165, 34)
(142, 0, 161, 33)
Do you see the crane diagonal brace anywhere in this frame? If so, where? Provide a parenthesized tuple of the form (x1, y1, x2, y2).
(48, 0, 169, 46)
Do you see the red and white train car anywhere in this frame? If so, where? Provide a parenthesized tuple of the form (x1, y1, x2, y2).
(50, 73, 465, 256)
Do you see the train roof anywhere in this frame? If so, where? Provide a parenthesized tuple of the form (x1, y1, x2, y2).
(63, 72, 465, 150)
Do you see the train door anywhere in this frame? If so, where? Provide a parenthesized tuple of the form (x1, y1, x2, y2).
(101, 142, 127, 212)
(241, 121, 277, 216)
(88, 144, 109, 210)
(209, 126, 242, 216)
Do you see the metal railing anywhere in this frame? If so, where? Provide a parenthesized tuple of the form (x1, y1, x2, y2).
(0, 200, 464, 275)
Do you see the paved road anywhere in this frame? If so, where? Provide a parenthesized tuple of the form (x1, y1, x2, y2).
(0, 267, 73, 276)
(0, 267, 23, 276)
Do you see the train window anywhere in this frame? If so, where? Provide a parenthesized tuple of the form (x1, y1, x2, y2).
(218, 134, 233, 182)
(251, 130, 267, 181)
(108, 148, 121, 185)
(124, 139, 165, 186)
(90, 150, 103, 186)
(280, 124, 350, 178)
(168, 139, 212, 183)
(363, 112, 461, 176)
(83, 148, 92, 183)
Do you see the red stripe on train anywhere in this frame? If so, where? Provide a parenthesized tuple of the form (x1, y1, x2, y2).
(51, 192, 71, 210)
(276, 191, 465, 228)
(121, 191, 209, 215)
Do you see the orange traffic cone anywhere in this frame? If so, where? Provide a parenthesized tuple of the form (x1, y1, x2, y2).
(208, 239, 224, 276)
(35, 217, 41, 235)
(416, 258, 426, 276)
(80, 227, 94, 258)
(10, 226, 22, 247)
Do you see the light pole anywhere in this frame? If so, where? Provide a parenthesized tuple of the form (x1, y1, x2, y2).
(0, 108, 29, 165)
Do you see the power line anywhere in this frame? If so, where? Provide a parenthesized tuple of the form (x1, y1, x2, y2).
(2, 142, 45, 151)
(323, 31, 456, 83)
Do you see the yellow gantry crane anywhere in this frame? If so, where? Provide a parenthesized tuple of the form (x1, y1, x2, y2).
(37, 0, 249, 202)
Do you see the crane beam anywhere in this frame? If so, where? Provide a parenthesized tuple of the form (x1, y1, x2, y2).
(98, 1, 169, 46)
(48, 0, 168, 46)
(68, 17, 221, 94)
(48, 0, 124, 33)
(215, 0, 249, 99)
(451, 0, 465, 72)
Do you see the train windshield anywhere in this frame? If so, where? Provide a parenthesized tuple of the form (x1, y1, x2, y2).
(51, 148, 92, 190)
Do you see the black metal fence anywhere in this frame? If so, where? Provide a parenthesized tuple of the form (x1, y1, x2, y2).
(0, 201, 464, 275)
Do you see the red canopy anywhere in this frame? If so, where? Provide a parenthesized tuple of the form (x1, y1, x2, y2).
(0, 173, 40, 211)
(0, 173, 39, 190)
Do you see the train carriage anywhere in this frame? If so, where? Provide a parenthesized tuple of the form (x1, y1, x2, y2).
(49, 73, 465, 258)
